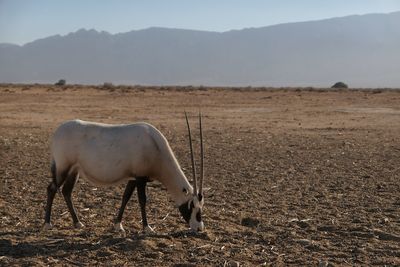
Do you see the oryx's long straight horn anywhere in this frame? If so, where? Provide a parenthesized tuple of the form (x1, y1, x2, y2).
(185, 112, 198, 195)
(199, 112, 204, 195)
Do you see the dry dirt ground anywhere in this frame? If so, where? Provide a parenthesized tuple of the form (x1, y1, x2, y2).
(0, 84, 400, 266)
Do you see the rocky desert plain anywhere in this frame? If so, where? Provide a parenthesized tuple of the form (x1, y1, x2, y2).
(0, 84, 400, 266)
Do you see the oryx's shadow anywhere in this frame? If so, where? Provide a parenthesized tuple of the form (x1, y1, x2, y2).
(0, 228, 209, 260)
(0, 230, 141, 259)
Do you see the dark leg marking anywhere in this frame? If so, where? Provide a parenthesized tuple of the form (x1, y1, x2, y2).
(115, 180, 136, 224)
(44, 182, 58, 224)
(137, 177, 149, 229)
(62, 172, 80, 225)
(44, 168, 68, 225)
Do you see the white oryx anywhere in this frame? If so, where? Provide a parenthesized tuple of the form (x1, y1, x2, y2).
(43, 113, 205, 233)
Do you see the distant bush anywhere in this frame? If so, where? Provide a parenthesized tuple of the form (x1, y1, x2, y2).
(102, 82, 114, 89)
(331, 82, 348, 89)
(55, 79, 66, 86)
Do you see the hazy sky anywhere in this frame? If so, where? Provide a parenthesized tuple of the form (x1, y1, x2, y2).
(1, 0, 400, 45)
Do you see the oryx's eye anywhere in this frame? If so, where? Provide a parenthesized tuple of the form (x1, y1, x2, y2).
(182, 188, 188, 194)
(198, 193, 203, 202)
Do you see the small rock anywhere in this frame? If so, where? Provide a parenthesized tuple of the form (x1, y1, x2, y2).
(296, 239, 312, 246)
(351, 218, 362, 223)
(317, 225, 336, 232)
(352, 247, 366, 254)
(226, 260, 240, 267)
(297, 220, 310, 228)
(241, 217, 260, 228)
(373, 229, 400, 242)
(378, 217, 390, 224)
(318, 260, 335, 267)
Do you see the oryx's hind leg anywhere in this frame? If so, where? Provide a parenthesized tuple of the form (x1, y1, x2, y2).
(62, 171, 83, 228)
(114, 180, 136, 232)
(137, 177, 154, 233)
(43, 164, 69, 230)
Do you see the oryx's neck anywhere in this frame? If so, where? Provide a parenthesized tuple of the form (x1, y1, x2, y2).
(158, 156, 193, 206)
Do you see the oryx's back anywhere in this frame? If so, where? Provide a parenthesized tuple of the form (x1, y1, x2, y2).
(51, 119, 166, 185)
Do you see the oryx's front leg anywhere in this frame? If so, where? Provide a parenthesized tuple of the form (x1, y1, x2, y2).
(114, 180, 136, 232)
(137, 177, 154, 233)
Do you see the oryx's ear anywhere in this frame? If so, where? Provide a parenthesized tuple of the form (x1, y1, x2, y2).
(182, 188, 189, 195)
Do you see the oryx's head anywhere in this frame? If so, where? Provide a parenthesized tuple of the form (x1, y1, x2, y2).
(179, 112, 205, 232)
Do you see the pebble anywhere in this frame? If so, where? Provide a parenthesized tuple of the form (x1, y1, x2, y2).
(318, 260, 335, 267)
(226, 260, 240, 267)
(240, 217, 260, 228)
(296, 239, 312, 246)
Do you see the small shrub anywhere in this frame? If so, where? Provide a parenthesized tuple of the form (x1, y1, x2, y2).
(55, 79, 66, 86)
(331, 82, 348, 89)
(102, 82, 114, 89)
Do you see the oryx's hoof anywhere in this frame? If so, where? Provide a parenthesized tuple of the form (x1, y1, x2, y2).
(114, 222, 125, 233)
(42, 223, 53, 231)
(74, 221, 85, 229)
(143, 225, 155, 234)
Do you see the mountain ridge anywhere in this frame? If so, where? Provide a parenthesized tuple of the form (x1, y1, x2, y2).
(1, 11, 399, 87)
(5, 10, 400, 47)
